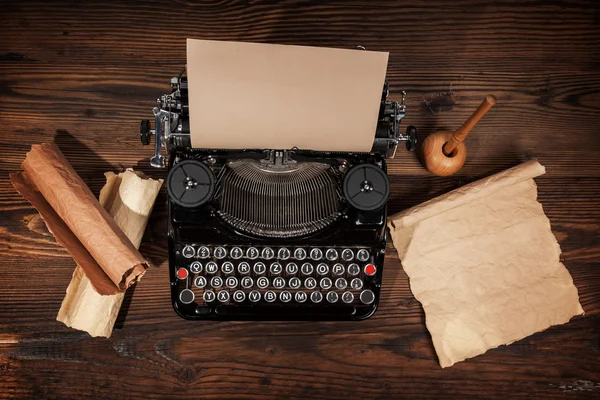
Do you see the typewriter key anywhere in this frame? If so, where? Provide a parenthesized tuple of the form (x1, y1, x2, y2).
(335, 278, 348, 290)
(238, 262, 251, 274)
(270, 262, 282, 275)
(341, 248, 354, 261)
(332, 263, 345, 276)
(343, 164, 390, 211)
(285, 262, 298, 275)
(206, 262, 218, 274)
(316, 263, 329, 275)
(310, 248, 323, 261)
(262, 247, 275, 260)
(225, 276, 238, 289)
(167, 160, 215, 208)
(189, 261, 202, 274)
(176, 268, 188, 280)
(182, 245, 195, 259)
(221, 261, 234, 274)
(214, 246, 227, 259)
(273, 277, 285, 289)
(326, 291, 339, 303)
(241, 276, 253, 289)
(230, 246, 243, 259)
(278, 247, 291, 260)
(253, 262, 266, 275)
(300, 263, 314, 275)
(364, 264, 377, 276)
(347, 263, 360, 276)
(179, 289, 195, 304)
(265, 291, 277, 303)
(247, 247, 259, 260)
(217, 290, 230, 303)
(211, 276, 223, 288)
(320, 277, 332, 290)
(294, 248, 307, 260)
(295, 291, 308, 303)
(233, 290, 246, 302)
(257, 276, 269, 289)
(342, 291, 354, 304)
(289, 277, 301, 290)
(203, 290, 216, 303)
(280, 291, 292, 302)
(325, 248, 339, 261)
(359, 290, 375, 305)
(311, 291, 323, 303)
(356, 249, 370, 262)
(194, 276, 207, 288)
(248, 290, 261, 302)
(304, 277, 317, 290)
(350, 278, 363, 290)
(197, 246, 210, 259)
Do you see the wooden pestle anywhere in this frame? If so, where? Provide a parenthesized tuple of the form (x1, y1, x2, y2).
(443, 94, 496, 155)
(421, 94, 497, 176)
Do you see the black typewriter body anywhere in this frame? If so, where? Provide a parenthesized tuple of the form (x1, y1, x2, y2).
(141, 65, 416, 321)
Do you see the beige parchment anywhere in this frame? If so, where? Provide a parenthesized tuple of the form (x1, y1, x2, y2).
(56, 170, 163, 337)
(388, 160, 584, 367)
(186, 38, 388, 152)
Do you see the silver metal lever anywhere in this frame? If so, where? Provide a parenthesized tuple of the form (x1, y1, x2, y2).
(151, 107, 168, 168)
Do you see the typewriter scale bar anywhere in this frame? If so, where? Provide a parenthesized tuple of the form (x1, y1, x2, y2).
(171, 244, 383, 320)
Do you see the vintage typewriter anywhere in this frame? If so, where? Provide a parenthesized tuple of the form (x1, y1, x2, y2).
(140, 67, 416, 320)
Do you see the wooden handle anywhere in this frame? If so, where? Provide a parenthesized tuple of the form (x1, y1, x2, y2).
(443, 94, 496, 155)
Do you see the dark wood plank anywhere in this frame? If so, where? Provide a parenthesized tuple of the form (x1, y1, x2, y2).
(1, 0, 599, 399)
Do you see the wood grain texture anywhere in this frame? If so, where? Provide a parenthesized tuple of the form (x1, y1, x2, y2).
(1, 0, 599, 399)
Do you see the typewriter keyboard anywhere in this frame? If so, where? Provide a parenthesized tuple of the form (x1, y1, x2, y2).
(173, 244, 380, 313)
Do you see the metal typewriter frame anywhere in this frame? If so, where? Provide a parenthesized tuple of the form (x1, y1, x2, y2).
(142, 65, 416, 167)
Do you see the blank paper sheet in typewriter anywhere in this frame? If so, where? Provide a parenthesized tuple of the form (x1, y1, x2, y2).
(186, 39, 389, 152)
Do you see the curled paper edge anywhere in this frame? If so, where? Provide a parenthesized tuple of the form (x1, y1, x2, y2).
(57, 169, 163, 337)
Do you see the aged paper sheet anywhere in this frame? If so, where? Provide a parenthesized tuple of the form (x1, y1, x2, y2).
(10, 144, 150, 294)
(186, 39, 388, 152)
(57, 170, 163, 337)
(388, 160, 584, 367)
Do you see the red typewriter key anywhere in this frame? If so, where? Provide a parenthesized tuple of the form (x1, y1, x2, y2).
(176, 267, 188, 280)
(364, 264, 376, 276)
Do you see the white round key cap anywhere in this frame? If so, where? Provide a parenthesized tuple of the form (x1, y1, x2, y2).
(230, 246, 243, 259)
(356, 249, 370, 262)
(217, 290, 230, 302)
(342, 291, 354, 304)
(257, 276, 269, 289)
(310, 291, 323, 303)
(238, 262, 251, 274)
(233, 290, 246, 302)
(332, 263, 345, 276)
(203, 290, 216, 303)
(295, 291, 308, 303)
(241, 276, 253, 289)
(194, 276, 207, 288)
(221, 261, 234, 274)
(189, 261, 202, 274)
(214, 246, 227, 259)
(205, 261, 218, 274)
(294, 248, 307, 260)
(225, 276, 238, 289)
(350, 278, 363, 290)
(335, 278, 348, 290)
(286, 262, 298, 275)
(316, 263, 329, 275)
(326, 291, 338, 303)
(264, 290, 277, 303)
(197, 246, 210, 259)
(288, 277, 301, 289)
(248, 290, 261, 302)
(182, 245, 195, 259)
(279, 291, 292, 302)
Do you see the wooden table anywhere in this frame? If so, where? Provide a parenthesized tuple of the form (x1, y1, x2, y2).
(1, 1, 599, 399)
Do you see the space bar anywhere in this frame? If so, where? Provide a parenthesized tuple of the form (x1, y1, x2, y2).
(215, 304, 355, 317)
